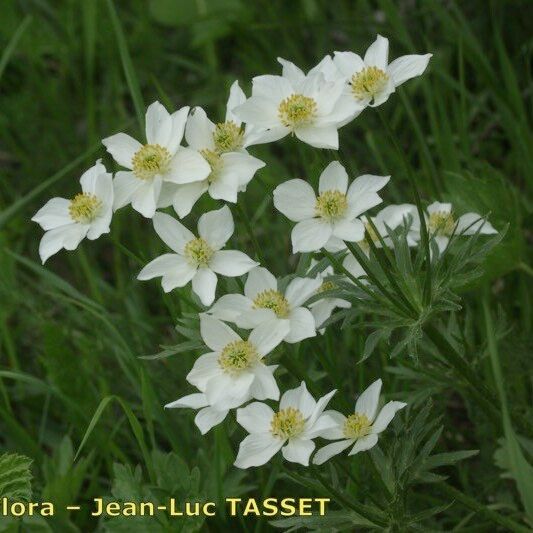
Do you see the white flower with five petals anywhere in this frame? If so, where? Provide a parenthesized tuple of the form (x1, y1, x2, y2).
(137, 206, 258, 306)
(273, 161, 390, 253)
(32, 160, 113, 263)
(102, 101, 210, 218)
(159, 82, 266, 218)
(233, 71, 354, 149)
(333, 35, 432, 109)
(313, 379, 406, 465)
(207, 267, 321, 343)
(234, 382, 337, 468)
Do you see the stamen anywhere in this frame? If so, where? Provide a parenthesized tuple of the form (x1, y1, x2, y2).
(132, 144, 171, 180)
(428, 211, 455, 237)
(357, 221, 380, 252)
(69, 193, 102, 223)
(315, 190, 348, 221)
(318, 280, 336, 293)
(350, 67, 389, 101)
(200, 149, 222, 183)
(218, 340, 258, 374)
(184, 237, 214, 267)
(278, 94, 317, 129)
(213, 121, 244, 153)
(253, 289, 290, 318)
(343, 413, 371, 439)
(270, 407, 305, 439)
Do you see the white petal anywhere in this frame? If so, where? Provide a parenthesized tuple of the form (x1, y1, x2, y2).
(347, 174, 390, 197)
(285, 307, 317, 343)
(456, 213, 497, 235)
(277, 57, 306, 85)
(285, 276, 322, 307)
(207, 294, 252, 323)
(427, 201, 452, 214)
(112, 171, 142, 211)
(348, 433, 379, 455)
(282, 439, 315, 466)
(145, 101, 172, 147)
(102, 132, 141, 169)
(313, 440, 353, 465)
(387, 54, 432, 87)
(234, 433, 283, 469)
(184, 107, 215, 151)
(292, 219, 333, 253)
(137, 253, 191, 280)
(280, 382, 315, 418)
(236, 309, 278, 330)
(153, 211, 195, 254)
(79, 160, 107, 194)
(237, 402, 275, 434)
(195, 406, 228, 435)
(243, 125, 288, 147)
(172, 180, 208, 219)
(166, 147, 211, 184)
(333, 51, 365, 77)
(32, 198, 71, 230)
(355, 379, 382, 422)
(225, 81, 247, 124)
(364, 35, 389, 70)
(165, 393, 208, 409)
(250, 364, 280, 401)
(218, 152, 265, 189)
(332, 218, 365, 242)
(372, 401, 407, 434)
(273, 179, 317, 222)
(316, 410, 347, 440)
(198, 205, 234, 250)
(130, 177, 161, 219)
(244, 267, 277, 300)
(251, 74, 293, 101)
(200, 314, 240, 351)
(38, 224, 87, 263)
(209, 250, 259, 277)
(343, 252, 366, 278)
(192, 268, 218, 306)
(186, 352, 220, 390)
(295, 125, 339, 149)
(233, 97, 280, 129)
(205, 372, 254, 410)
(207, 173, 240, 204)
(318, 161, 348, 194)
(249, 319, 290, 356)
(167, 106, 190, 154)
(306, 389, 337, 430)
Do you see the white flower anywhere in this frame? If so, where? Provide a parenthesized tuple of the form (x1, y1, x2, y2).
(234, 382, 337, 468)
(410, 201, 497, 255)
(307, 262, 351, 332)
(32, 160, 113, 263)
(333, 35, 432, 109)
(207, 266, 321, 343)
(159, 82, 266, 218)
(184, 315, 289, 411)
(273, 161, 390, 253)
(233, 70, 354, 149)
(313, 379, 406, 465)
(165, 393, 228, 435)
(102, 101, 210, 218)
(342, 204, 416, 278)
(137, 205, 258, 306)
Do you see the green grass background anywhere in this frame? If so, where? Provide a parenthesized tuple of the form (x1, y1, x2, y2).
(0, 0, 532, 531)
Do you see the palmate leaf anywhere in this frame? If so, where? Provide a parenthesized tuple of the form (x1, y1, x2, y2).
(0, 453, 32, 500)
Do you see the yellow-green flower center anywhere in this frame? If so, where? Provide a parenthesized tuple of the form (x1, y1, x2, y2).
(253, 289, 290, 318)
(428, 211, 455, 237)
(270, 407, 305, 439)
(278, 94, 317, 129)
(132, 144, 171, 180)
(357, 221, 380, 252)
(218, 340, 258, 374)
(213, 121, 244, 153)
(315, 190, 348, 221)
(343, 413, 372, 439)
(318, 280, 336, 293)
(200, 149, 222, 183)
(350, 67, 389, 101)
(184, 237, 214, 267)
(69, 193, 102, 223)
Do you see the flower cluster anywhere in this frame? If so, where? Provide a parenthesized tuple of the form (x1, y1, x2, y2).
(32, 36, 497, 469)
